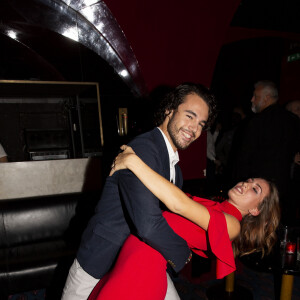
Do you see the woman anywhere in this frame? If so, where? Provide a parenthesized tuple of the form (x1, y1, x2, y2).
(89, 145, 280, 300)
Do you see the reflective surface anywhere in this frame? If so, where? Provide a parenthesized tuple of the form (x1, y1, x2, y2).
(1, 0, 146, 96)
(0, 0, 149, 162)
(0, 80, 104, 162)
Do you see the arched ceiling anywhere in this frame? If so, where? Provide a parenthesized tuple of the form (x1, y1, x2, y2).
(0, 0, 147, 96)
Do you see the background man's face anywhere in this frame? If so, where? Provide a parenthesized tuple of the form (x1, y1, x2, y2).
(167, 93, 209, 150)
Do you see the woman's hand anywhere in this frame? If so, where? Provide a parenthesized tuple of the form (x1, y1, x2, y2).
(109, 145, 136, 176)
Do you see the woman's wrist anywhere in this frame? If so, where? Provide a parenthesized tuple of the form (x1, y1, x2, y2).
(126, 154, 138, 171)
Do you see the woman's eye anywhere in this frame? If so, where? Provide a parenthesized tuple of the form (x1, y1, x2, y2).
(186, 115, 192, 119)
(253, 188, 258, 194)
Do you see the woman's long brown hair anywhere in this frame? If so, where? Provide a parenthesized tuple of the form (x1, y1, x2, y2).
(232, 180, 280, 257)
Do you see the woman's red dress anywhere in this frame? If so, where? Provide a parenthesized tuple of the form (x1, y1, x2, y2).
(89, 197, 242, 300)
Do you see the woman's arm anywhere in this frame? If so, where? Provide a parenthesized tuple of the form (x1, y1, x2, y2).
(111, 146, 240, 240)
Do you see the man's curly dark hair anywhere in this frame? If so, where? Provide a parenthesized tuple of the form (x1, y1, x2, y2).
(153, 82, 217, 130)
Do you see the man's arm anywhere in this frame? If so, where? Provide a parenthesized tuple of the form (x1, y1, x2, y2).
(117, 139, 190, 272)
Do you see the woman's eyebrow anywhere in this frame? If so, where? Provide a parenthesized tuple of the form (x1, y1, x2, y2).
(250, 178, 262, 193)
(256, 183, 262, 193)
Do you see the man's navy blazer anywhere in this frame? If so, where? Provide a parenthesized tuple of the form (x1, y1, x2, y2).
(77, 128, 190, 278)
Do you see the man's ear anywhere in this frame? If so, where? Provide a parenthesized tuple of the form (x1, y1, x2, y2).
(249, 207, 260, 216)
(165, 109, 173, 118)
(264, 94, 274, 106)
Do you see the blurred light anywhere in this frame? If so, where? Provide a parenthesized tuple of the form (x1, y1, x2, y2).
(119, 69, 129, 78)
(62, 26, 79, 42)
(95, 20, 105, 32)
(6, 30, 17, 40)
(81, 6, 96, 24)
(81, 0, 100, 6)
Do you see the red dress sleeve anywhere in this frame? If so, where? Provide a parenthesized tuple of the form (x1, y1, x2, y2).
(163, 197, 242, 279)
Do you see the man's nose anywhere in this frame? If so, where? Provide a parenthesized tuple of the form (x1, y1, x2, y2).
(188, 120, 198, 133)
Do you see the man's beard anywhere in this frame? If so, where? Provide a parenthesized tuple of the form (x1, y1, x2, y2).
(252, 100, 264, 113)
(167, 117, 195, 150)
(251, 103, 260, 113)
(251, 104, 257, 113)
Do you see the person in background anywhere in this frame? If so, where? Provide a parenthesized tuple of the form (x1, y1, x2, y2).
(216, 106, 248, 190)
(286, 100, 300, 118)
(286, 99, 300, 172)
(206, 120, 221, 195)
(285, 99, 300, 224)
(285, 99, 300, 173)
(61, 83, 217, 300)
(0, 143, 8, 162)
(231, 80, 299, 225)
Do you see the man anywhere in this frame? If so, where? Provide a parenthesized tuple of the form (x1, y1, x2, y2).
(231, 80, 299, 223)
(250, 80, 278, 114)
(62, 83, 217, 299)
(285, 99, 300, 224)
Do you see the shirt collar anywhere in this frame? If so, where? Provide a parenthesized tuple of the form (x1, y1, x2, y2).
(157, 127, 179, 166)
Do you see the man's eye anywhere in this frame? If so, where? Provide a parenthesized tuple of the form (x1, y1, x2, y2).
(186, 115, 192, 119)
(253, 188, 258, 194)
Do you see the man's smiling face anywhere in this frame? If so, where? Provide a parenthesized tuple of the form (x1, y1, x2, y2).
(166, 93, 209, 151)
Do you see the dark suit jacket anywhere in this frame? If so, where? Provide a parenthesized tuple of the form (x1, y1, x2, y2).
(232, 104, 300, 199)
(77, 128, 190, 278)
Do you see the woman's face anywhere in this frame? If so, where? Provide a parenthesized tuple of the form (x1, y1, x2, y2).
(228, 178, 270, 216)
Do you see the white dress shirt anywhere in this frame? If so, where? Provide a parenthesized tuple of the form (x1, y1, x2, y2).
(157, 128, 179, 183)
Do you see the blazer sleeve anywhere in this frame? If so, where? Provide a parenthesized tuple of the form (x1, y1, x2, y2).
(117, 137, 190, 272)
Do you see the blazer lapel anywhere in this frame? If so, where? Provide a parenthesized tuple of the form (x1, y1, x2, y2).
(153, 127, 183, 188)
(152, 128, 170, 181)
(174, 164, 183, 188)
